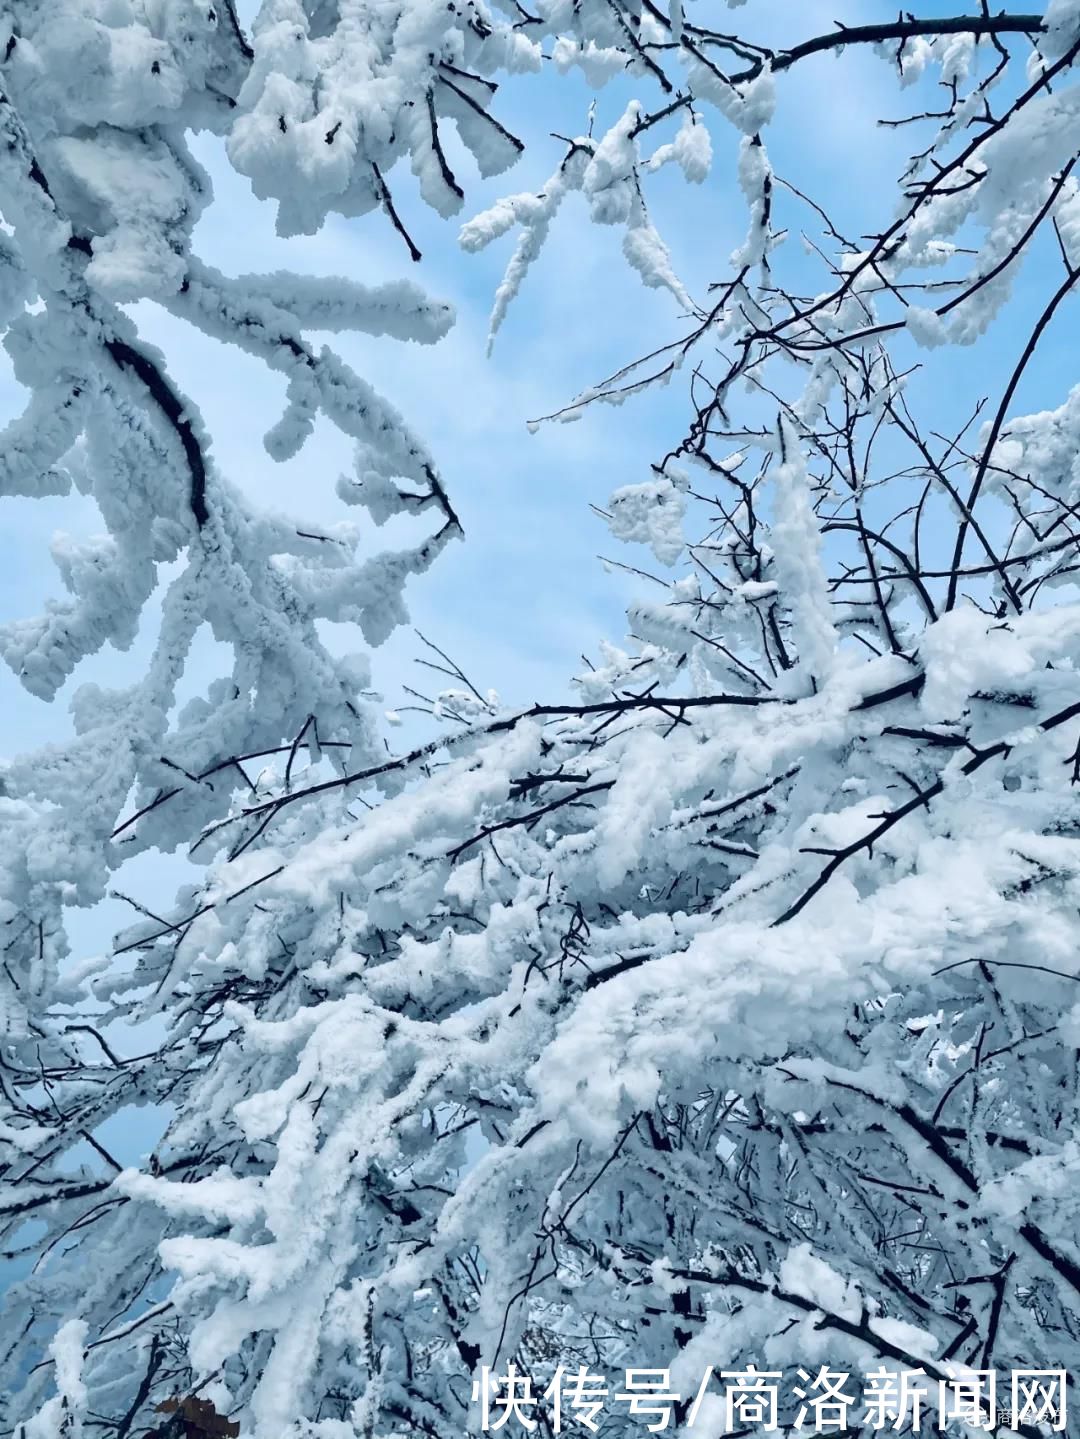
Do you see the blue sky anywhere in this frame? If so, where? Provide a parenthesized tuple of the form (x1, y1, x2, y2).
(0, 1, 1075, 1158)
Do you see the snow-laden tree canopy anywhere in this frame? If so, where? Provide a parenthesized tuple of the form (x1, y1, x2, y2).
(4, 2, 1080, 1436)
(0, 0, 470, 1043)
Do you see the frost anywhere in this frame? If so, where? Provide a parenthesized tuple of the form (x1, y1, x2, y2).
(4, 6, 1080, 1438)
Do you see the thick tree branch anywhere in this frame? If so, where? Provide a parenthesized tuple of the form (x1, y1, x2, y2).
(730, 13, 1046, 83)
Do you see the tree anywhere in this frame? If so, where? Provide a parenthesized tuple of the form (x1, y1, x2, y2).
(3, 2, 1080, 1436)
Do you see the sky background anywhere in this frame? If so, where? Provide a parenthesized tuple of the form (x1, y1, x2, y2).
(0, 1, 1074, 1167)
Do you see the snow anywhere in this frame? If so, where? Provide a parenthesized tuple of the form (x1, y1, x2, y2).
(1043, 0, 1080, 53)
(22, 1321, 88, 1439)
(905, 305, 948, 349)
(604, 476, 686, 566)
(5, 5, 1080, 1437)
(769, 420, 837, 687)
(778, 1245, 861, 1322)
